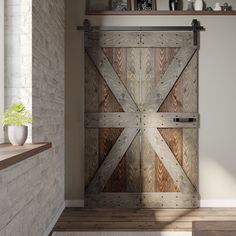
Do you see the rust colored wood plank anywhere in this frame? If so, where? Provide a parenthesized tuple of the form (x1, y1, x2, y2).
(86, 32, 141, 48)
(0, 143, 51, 171)
(86, 128, 139, 193)
(102, 47, 128, 192)
(86, 47, 139, 112)
(141, 32, 193, 47)
(144, 128, 196, 194)
(143, 46, 197, 112)
(152, 47, 179, 192)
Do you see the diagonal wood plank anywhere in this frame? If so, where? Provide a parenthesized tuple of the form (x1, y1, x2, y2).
(86, 47, 139, 112)
(86, 128, 139, 194)
(143, 47, 197, 112)
(144, 128, 196, 194)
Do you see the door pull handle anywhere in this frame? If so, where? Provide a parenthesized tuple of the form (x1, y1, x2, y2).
(173, 118, 197, 123)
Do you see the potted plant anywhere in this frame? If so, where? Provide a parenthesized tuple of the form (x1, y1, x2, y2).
(2, 103, 32, 146)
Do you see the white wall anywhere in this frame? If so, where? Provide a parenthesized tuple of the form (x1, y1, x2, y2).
(0, 0, 4, 143)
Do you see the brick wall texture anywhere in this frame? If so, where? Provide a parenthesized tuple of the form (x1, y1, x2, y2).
(1, 0, 65, 235)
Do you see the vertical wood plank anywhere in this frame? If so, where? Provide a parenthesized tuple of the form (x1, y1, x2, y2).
(182, 52, 199, 190)
(126, 48, 141, 192)
(101, 48, 126, 192)
(157, 47, 182, 192)
(140, 48, 156, 192)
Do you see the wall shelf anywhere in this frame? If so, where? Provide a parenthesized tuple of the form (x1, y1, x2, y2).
(86, 10, 236, 16)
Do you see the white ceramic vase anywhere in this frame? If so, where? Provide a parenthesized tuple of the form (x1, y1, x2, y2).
(214, 3, 221, 11)
(8, 125, 28, 146)
(194, 0, 203, 11)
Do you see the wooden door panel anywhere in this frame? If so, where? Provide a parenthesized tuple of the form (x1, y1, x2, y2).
(85, 31, 199, 208)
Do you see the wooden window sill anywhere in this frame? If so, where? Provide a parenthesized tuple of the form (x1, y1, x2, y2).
(0, 143, 52, 171)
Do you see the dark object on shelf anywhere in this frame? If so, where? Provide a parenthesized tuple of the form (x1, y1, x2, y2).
(169, 0, 180, 11)
(137, 0, 152, 11)
(222, 3, 232, 11)
(112, 0, 128, 11)
(206, 6, 213, 11)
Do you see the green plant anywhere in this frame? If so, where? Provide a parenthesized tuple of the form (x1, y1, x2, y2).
(2, 103, 32, 126)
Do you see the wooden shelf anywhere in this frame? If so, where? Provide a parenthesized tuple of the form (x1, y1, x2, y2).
(0, 143, 52, 170)
(86, 10, 236, 16)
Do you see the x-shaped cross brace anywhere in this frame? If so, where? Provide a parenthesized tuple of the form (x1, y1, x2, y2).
(85, 46, 198, 194)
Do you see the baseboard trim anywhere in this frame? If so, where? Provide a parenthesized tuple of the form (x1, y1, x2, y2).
(200, 200, 236, 207)
(65, 200, 84, 207)
(43, 202, 65, 236)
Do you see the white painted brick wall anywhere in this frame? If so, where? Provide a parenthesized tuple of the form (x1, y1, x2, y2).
(1, 0, 65, 235)
(4, 0, 32, 142)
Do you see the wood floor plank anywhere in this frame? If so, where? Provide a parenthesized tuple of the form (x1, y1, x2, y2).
(54, 208, 236, 232)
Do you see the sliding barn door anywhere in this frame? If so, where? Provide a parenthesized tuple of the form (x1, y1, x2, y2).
(85, 31, 199, 208)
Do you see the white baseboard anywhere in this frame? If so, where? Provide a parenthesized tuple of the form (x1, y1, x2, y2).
(43, 202, 65, 236)
(65, 200, 84, 207)
(200, 200, 236, 207)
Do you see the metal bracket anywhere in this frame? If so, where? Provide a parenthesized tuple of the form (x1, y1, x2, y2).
(192, 19, 204, 46)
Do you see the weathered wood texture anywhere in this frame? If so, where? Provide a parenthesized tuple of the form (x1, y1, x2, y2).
(86, 47, 138, 112)
(85, 192, 199, 208)
(54, 208, 236, 232)
(84, 31, 199, 208)
(193, 221, 236, 236)
(141, 32, 194, 47)
(86, 32, 141, 48)
(182, 52, 199, 190)
(143, 46, 197, 112)
(85, 112, 141, 128)
(144, 128, 196, 194)
(86, 128, 139, 193)
(142, 112, 198, 128)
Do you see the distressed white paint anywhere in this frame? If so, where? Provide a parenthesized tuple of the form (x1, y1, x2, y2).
(0, 0, 4, 143)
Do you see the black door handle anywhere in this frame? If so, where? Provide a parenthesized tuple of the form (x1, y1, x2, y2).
(173, 118, 197, 123)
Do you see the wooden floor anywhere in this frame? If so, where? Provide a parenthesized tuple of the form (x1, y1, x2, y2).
(54, 208, 236, 232)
